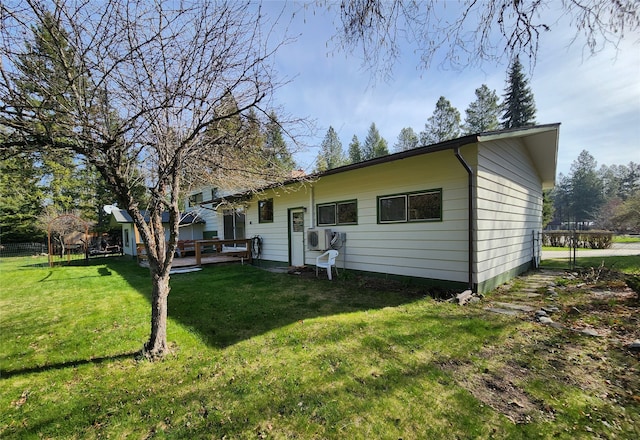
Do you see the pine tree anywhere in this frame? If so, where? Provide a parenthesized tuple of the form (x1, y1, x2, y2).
(394, 127, 419, 151)
(348, 135, 363, 164)
(501, 57, 536, 129)
(463, 84, 500, 134)
(11, 11, 112, 223)
(315, 126, 346, 172)
(362, 123, 389, 160)
(569, 150, 604, 226)
(0, 154, 45, 242)
(264, 111, 296, 172)
(419, 96, 461, 145)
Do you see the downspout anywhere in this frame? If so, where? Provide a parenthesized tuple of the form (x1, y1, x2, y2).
(455, 147, 474, 291)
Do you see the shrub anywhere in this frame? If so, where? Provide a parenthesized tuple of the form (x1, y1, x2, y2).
(542, 230, 613, 249)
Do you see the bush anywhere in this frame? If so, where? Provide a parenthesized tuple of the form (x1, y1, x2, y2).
(542, 230, 613, 249)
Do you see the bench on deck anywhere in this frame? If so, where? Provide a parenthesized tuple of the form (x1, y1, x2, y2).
(195, 239, 252, 265)
(176, 240, 196, 257)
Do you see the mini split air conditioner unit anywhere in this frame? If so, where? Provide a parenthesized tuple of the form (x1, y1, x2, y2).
(307, 228, 332, 251)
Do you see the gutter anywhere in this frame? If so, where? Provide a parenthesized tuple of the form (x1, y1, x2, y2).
(454, 146, 475, 291)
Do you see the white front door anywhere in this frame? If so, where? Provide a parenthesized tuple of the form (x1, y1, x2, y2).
(289, 209, 305, 266)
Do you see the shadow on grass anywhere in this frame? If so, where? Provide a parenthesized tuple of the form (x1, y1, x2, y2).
(1, 351, 139, 379)
(100, 258, 430, 349)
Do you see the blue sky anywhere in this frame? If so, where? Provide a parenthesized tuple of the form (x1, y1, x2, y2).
(261, 1, 639, 177)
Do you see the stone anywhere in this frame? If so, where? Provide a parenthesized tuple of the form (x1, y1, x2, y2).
(580, 328, 601, 337)
(535, 310, 547, 318)
(538, 316, 554, 324)
(493, 302, 535, 312)
(542, 306, 559, 314)
(628, 340, 640, 352)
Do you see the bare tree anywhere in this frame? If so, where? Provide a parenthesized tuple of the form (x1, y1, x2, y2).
(1, 0, 300, 358)
(332, 0, 639, 77)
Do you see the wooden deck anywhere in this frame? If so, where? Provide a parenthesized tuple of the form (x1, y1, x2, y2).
(138, 254, 247, 269)
(172, 254, 248, 268)
(137, 239, 252, 269)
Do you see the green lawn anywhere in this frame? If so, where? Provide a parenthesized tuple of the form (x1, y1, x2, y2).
(1, 256, 638, 439)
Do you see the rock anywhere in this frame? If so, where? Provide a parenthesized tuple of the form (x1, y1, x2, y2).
(468, 296, 481, 304)
(456, 289, 474, 305)
(538, 316, 554, 325)
(628, 340, 640, 352)
(580, 328, 600, 337)
(535, 310, 548, 317)
(568, 307, 581, 316)
(542, 306, 559, 314)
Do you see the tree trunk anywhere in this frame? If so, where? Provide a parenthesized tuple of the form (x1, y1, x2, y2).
(144, 269, 171, 358)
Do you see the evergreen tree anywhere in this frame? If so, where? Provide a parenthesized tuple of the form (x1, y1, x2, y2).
(244, 108, 265, 150)
(501, 57, 536, 129)
(9, 11, 113, 225)
(348, 135, 363, 163)
(362, 123, 389, 160)
(315, 126, 346, 172)
(569, 150, 605, 226)
(419, 96, 461, 145)
(0, 154, 45, 242)
(463, 84, 500, 134)
(394, 127, 419, 152)
(264, 111, 296, 172)
(550, 173, 572, 226)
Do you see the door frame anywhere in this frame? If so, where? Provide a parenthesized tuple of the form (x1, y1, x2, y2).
(287, 207, 306, 266)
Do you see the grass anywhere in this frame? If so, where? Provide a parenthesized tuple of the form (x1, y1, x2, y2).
(1, 256, 639, 439)
(540, 254, 640, 274)
(614, 235, 640, 243)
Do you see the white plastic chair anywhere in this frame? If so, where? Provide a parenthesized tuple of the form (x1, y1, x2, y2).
(316, 249, 339, 280)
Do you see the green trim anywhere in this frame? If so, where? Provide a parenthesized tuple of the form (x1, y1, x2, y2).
(251, 258, 288, 269)
(316, 199, 358, 226)
(476, 260, 533, 294)
(203, 231, 218, 239)
(252, 259, 467, 292)
(258, 198, 274, 223)
(377, 188, 443, 224)
(336, 267, 467, 292)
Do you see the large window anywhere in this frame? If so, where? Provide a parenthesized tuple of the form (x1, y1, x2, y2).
(223, 208, 245, 239)
(378, 189, 442, 223)
(317, 200, 357, 226)
(258, 198, 273, 223)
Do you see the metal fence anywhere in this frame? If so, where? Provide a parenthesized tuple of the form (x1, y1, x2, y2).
(0, 242, 48, 258)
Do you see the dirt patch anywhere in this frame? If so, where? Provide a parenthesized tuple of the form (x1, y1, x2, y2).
(439, 267, 640, 425)
(287, 266, 456, 299)
(437, 359, 552, 424)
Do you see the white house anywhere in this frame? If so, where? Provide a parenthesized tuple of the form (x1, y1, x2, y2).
(207, 124, 560, 293)
(109, 208, 205, 257)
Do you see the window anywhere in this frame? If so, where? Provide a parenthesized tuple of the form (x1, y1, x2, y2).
(378, 189, 442, 223)
(258, 198, 274, 223)
(189, 192, 203, 207)
(223, 209, 245, 239)
(317, 200, 357, 226)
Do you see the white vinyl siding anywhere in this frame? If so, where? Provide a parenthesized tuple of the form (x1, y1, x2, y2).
(475, 138, 543, 287)
(242, 150, 471, 284)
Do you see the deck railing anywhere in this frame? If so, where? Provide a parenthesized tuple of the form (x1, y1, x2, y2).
(194, 239, 252, 266)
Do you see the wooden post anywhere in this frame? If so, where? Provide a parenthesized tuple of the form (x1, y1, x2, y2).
(195, 240, 202, 266)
